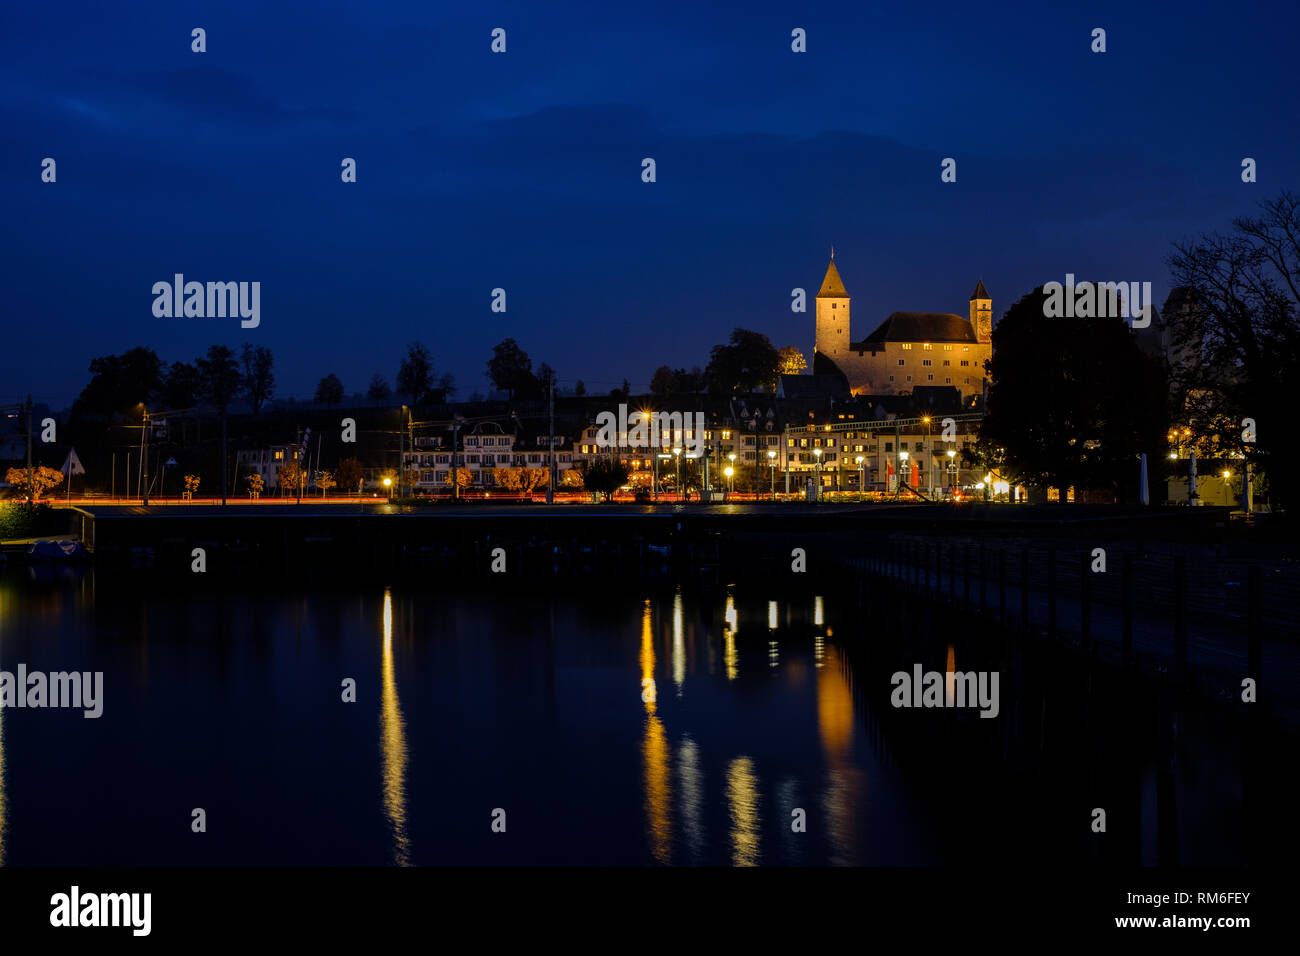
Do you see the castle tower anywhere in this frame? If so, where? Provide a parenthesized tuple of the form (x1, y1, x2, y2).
(970, 280, 992, 344)
(815, 251, 851, 363)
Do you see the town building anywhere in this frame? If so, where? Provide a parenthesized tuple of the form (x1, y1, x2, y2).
(813, 252, 992, 401)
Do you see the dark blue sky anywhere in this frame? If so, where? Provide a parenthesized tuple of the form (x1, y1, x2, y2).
(3, 0, 1296, 408)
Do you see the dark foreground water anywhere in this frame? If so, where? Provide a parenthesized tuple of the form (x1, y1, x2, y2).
(0, 567, 1282, 866)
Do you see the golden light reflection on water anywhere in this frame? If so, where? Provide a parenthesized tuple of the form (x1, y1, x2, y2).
(640, 600, 672, 862)
(945, 643, 956, 706)
(723, 594, 738, 680)
(380, 589, 411, 866)
(818, 644, 862, 864)
(726, 756, 761, 866)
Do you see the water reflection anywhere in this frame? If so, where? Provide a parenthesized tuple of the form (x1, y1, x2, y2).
(379, 589, 411, 866)
(640, 601, 672, 862)
(726, 756, 761, 866)
(0, 584, 8, 866)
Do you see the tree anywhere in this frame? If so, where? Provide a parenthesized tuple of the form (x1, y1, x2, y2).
(778, 346, 808, 376)
(1166, 190, 1300, 509)
(584, 457, 631, 501)
(183, 474, 201, 498)
(673, 366, 703, 394)
(162, 361, 202, 409)
(574, 380, 586, 396)
(315, 373, 345, 408)
(367, 373, 391, 404)
(240, 344, 275, 413)
(536, 363, 556, 394)
(5, 466, 64, 501)
(493, 468, 524, 491)
(396, 342, 435, 404)
(437, 372, 457, 401)
(521, 468, 549, 493)
(338, 457, 365, 494)
(316, 471, 337, 497)
(650, 365, 675, 396)
(704, 329, 781, 393)
(978, 286, 1167, 501)
(487, 338, 538, 399)
(276, 460, 303, 498)
(446, 467, 474, 491)
(71, 346, 164, 421)
(245, 472, 264, 499)
(197, 345, 243, 505)
(560, 468, 584, 487)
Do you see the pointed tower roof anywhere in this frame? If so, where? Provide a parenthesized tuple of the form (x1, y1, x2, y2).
(818, 258, 849, 298)
(970, 279, 990, 301)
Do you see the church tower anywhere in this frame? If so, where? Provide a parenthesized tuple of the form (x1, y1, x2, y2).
(970, 280, 992, 344)
(815, 251, 851, 363)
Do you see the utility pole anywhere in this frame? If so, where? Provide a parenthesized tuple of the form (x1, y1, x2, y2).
(547, 378, 555, 505)
(141, 407, 151, 506)
(25, 395, 34, 506)
(398, 406, 406, 499)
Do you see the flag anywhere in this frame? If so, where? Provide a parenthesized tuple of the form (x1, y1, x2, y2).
(61, 447, 85, 476)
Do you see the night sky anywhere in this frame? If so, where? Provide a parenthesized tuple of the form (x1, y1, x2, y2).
(3, 0, 1296, 408)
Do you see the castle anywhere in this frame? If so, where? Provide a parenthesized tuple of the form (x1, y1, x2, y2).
(813, 252, 992, 401)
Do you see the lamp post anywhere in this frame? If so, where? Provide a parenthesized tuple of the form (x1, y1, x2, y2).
(768, 449, 777, 500)
(383, 476, 392, 500)
(922, 417, 932, 494)
(947, 449, 956, 494)
(673, 446, 682, 501)
(898, 450, 908, 496)
(856, 455, 864, 495)
(449, 418, 462, 501)
(724, 465, 734, 495)
(728, 452, 736, 496)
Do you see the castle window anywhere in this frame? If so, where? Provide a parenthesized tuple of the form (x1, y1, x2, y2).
(963, 346, 970, 352)
(945, 378, 951, 384)
(922, 344, 933, 350)
(960, 360, 969, 366)
(901, 344, 912, 350)
(831, 303, 836, 308)
(928, 375, 934, 381)
(943, 360, 950, 366)
(897, 359, 905, 366)
(943, 345, 953, 351)
(906, 375, 912, 381)
(922, 359, 932, 366)
(889, 375, 894, 382)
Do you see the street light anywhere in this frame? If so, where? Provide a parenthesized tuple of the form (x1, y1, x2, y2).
(947, 448, 956, 493)
(383, 476, 393, 500)
(769, 449, 777, 500)
(673, 446, 682, 501)
(898, 449, 909, 494)
(724, 465, 734, 494)
(855, 455, 864, 495)
(922, 416, 932, 493)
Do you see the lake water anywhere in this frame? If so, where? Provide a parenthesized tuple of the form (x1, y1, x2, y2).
(0, 567, 1275, 866)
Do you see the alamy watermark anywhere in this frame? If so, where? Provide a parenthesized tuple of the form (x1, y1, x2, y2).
(50, 886, 151, 936)
(1042, 274, 1152, 327)
(593, 404, 705, 457)
(0, 664, 103, 718)
(152, 274, 260, 328)
(890, 663, 999, 718)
